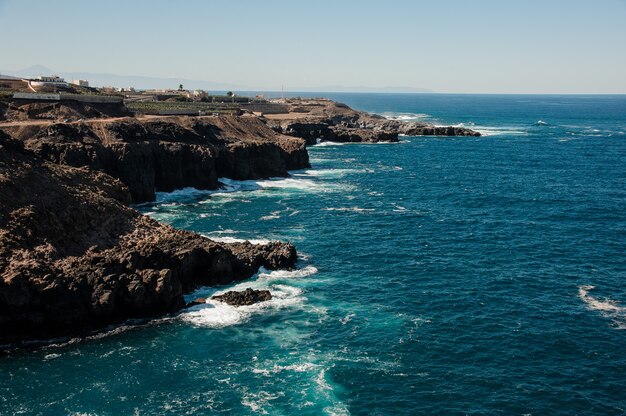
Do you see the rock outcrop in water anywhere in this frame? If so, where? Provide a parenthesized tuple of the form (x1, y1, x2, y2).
(265, 98, 481, 144)
(211, 288, 272, 306)
(0, 131, 297, 346)
(2, 116, 309, 203)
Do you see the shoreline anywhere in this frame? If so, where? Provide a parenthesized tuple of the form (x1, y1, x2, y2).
(0, 97, 478, 348)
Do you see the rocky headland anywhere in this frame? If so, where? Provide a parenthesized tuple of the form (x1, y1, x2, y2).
(264, 98, 481, 144)
(0, 131, 297, 346)
(2, 115, 309, 203)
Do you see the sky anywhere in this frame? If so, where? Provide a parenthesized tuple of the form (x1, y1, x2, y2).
(1, 0, 625, 93)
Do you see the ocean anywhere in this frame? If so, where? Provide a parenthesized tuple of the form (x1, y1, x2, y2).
(2, 93, 626, 415)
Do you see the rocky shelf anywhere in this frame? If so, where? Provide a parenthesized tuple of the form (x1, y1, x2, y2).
(263, 98, 481, 144)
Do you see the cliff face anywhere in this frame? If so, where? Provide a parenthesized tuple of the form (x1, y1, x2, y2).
(265, 99, 481, 144)
(0, 132, 297, 345)
(5, 101, 131, 122)
(2, 116, 310, 203)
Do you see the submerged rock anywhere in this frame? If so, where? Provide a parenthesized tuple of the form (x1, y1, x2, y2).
(211, 288, 272, 306)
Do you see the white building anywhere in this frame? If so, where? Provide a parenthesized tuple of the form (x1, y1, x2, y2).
(31, 75, 67, 87)
(71, 79, 89, 87)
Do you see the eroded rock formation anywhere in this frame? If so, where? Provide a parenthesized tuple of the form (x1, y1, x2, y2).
(211, 288, 273, 306)
(265, 98, 481, 144)
(2, 116, 310, 203)
(0, 132, 297, 345)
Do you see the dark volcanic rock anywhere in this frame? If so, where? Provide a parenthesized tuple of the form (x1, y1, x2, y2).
(211, 288, 272, 306)
(331, 127, 398, 143)
(397, 123, 481, 137)
(186, 297, 207, 308)
(277, 122, 335, 145)
(0, 132, 297, 345)
(2, 116, 310, 203)
(266, 98, 480, 143)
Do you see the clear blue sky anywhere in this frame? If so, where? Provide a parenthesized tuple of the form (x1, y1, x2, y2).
(1, 0, 625, 93)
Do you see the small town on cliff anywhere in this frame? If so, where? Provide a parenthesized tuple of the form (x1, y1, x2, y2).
(0, 72, 289, 117)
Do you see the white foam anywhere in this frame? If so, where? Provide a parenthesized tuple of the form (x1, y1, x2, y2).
(258, 265, 319, 280)
(259, 177, 353, 193)
(204, 236, 272, 245)
(241, 390, 284, 414)
(324, 207, 374, 213)
(294, 168, 365, 178)
(201, 230, 274, 245)
(260, 214, 280, 220)
(180, 264, 317, 328)
(383, 113, 431, 121)
(474, 126, 528, 136)
(440, 123, 527, 137)
(198, 176, 350, 201)
(340, 312, 355, 325)
(207, 229, 238, 234)
(579, 285, 626, 329)
(312, 141, 348, 146)
(43, 353, 61, 360)
(316, 369, 350, 416)
(181, 284, 305, 328)
(252, 362, 319, 375)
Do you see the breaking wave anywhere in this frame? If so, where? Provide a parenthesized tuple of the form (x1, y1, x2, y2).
(180, 266, 318, 329)
(578, 285, 626, 329)
(181, 284, 305, 329)
(383, 112, 432, 121)
(445, 122, 528, 136)
(313, 141, 348, 147)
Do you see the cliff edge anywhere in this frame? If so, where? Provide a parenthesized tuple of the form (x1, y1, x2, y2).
(264, 98, 481, 144)
(2, 115, 310, 203)
(0, 131, 297, 346)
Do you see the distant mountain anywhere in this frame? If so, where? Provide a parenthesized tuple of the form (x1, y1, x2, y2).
(1, 65, 434, 94)
(1, 65, 250, 91)
(13, 65, 57, 77)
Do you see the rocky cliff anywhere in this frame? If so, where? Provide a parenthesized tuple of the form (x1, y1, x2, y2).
(0, 132, 297, 346)
(265, 98, 481, 144)
(2, 116, 310, 203)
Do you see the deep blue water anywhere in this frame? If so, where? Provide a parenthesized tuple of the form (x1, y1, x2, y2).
(2, 94, 626, 415)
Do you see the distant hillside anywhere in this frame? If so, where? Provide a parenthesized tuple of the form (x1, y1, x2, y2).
(1, 65, 249, 91)
(1, 65, 434, 94)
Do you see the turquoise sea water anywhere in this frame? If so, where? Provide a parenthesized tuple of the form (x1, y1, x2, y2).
(2, 94, 626, 415)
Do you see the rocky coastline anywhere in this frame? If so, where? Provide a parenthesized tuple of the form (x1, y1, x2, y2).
(0, 98, 480, 347)
(0, 131, 298, 346)
(2, 116, 309, 203)
(265, 98, 481, 144)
